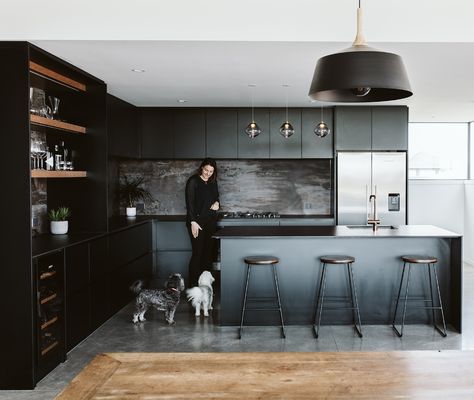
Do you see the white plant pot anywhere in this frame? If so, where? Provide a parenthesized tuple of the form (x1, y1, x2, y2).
(126, 207, 137, 217)
(51, 220, 68, 235)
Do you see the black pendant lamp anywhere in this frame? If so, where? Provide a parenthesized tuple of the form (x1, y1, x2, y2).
(279, 84, 295, 138)
(245, 84, 262, 138)
(308, 0, 412, 103)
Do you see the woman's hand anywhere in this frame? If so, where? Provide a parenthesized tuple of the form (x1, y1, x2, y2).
(210, 201, 220, 211)
(191, 221, 202, 238)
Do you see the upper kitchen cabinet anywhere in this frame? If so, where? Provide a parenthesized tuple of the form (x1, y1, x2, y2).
(140, 108, 174, 159)
(270, 108, 302, 158)
(206, 108, 238, 158)
(371, 106, 408, 151)
(237, 108, 270, 158)
(173, 109, 206, 159)
(301, 108, 334, 158)
(107, 94, 139, 158)
(335, 106, 408, 151)
(335, 107, 372, 150)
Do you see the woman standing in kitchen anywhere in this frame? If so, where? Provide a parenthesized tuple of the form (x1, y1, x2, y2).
(185, 158, 220, 286)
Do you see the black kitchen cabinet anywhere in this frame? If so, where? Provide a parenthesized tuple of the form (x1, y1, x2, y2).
(173, 109, 206, 159)
(140, 108, 174, 159)
(206, 108, 238, 158)
(108, 94, 139, 158)
(335, 107, 372, 151)
(301, 108, 334, 158)
(270, 108, 302, 158)
(335, 106, 408, 151)
(371, 106, 408, 150)
(90, 236, 110, 328)
(237, 108, 270, 158)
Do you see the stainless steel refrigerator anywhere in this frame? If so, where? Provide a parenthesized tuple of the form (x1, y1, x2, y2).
(337, 152, 407, 226)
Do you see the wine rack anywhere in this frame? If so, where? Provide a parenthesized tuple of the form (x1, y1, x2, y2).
(35, 250, 65, 380)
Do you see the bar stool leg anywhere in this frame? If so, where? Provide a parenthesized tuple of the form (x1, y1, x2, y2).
(239, 263, 251, 339)
(313, 263, 327, 339)
(393, 263, 412, 337)
(427, 263, 436, 328)
(392, 261, 407, 336)
(347, 262, 363, 338)
(272, 264, 286, 338)
(431, 263, 447, 337)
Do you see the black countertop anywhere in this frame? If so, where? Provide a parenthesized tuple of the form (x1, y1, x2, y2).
(214, 225, 462, 238)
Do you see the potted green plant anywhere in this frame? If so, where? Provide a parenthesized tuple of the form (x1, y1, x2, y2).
(119, 176, 154, 217)
(48, 206, 71, 235)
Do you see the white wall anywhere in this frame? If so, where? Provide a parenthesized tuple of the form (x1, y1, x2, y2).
(408, 180, 472, 263)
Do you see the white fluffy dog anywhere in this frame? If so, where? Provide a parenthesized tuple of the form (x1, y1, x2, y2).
(186, 271, 215, 317)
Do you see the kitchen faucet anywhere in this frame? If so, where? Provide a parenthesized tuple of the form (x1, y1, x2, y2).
(368, 194, 380, 231)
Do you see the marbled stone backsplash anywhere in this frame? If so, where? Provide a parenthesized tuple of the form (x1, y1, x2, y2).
(118, 160, 332, 215)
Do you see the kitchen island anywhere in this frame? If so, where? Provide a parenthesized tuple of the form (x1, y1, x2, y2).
(214, 225, 462, 331)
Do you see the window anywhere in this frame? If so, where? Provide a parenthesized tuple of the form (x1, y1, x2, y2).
(408, 123, 468, 179)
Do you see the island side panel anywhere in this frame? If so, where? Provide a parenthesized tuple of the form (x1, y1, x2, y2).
(220, 237, 458, 330)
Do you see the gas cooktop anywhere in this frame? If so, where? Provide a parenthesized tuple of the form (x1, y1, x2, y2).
(220, 211, 280, 219)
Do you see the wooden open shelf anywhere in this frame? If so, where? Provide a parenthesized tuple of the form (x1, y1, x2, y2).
(31, 170, 87, 179)
(30, 114, 86, 134)
(40, 293, 57, 305)
(41, 341, 59, 356)
(40, 316, 59, 330)
(29, 61, 87, 92)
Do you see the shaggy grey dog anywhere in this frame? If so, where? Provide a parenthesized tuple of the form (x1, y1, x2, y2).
(130, 273, 185, 324)
(186, 271, 215, 317)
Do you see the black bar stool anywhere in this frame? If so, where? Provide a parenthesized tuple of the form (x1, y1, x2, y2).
(392, 255, 447, 337)
(314, 255, 363, 338)
(239, 255, 285, 339)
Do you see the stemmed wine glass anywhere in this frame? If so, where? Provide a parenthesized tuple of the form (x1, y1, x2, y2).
(30, 138, 39, 169)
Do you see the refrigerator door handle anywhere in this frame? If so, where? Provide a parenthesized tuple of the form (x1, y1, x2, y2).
(365, 185, 369, 220)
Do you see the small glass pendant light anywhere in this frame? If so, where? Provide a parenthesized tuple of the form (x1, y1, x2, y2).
(280, 84, 295, 138)
(315, 106, 331, 138)
(245, 84, 261, 138)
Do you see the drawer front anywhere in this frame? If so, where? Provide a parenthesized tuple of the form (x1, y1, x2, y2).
(155, 221, 191, 251)
(109, 223, 152, 269)
(65, 243, 90, 295)
(90, 236, 108, 281)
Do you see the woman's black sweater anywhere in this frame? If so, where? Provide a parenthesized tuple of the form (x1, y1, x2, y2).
(185, 174, 219, 224)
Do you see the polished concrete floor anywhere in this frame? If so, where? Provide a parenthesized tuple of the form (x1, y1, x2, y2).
(3, 264, 474, 400)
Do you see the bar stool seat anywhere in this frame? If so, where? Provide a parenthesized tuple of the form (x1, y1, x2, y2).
(313, 255, 362, 338)
(239, 255, 285, 339)
(392, 255, 447, 337)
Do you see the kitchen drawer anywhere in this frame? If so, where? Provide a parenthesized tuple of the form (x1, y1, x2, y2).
(65, 242, 89, 295)
(109, 223, 152, 269)
(155, 221, 191, 251)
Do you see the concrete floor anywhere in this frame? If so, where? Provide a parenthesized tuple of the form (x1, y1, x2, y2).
(3, 264, 474, 400)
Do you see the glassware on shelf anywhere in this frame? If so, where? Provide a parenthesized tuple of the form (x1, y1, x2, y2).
(47, 96, 60, 120)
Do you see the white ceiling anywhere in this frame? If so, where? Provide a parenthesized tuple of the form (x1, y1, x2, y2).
(3, 0, 474, 122)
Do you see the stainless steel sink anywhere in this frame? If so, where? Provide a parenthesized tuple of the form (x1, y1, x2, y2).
(345, 225, 398, 230)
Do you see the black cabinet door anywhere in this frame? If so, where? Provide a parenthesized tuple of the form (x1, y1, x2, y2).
(206, 108, 238, 158)
(237, 108, 270, 158)
(109, 223, 152, 270)
(107, 94, 139, 158)
(90, 277, 110, 330)
(173, 109, 206, 158)
(269, 108, 302, 158)
(335, 107, 372, 151)
(65, 242, 89, 295)
(140, 108, 174, 158)
(66, 288, 90, 351)
(90, 236, 108, 282)
(301, 108, 334, 158)
(371, 106, 408, 150)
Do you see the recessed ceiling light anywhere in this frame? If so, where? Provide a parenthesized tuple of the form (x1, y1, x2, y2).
(177, 99, 188, 103)
(131, 69, 146, 73)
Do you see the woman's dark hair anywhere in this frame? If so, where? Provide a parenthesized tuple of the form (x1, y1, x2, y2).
(198, 158, 218, 182)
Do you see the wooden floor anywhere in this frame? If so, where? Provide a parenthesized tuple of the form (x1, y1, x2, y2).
(55, 352, 474, 399)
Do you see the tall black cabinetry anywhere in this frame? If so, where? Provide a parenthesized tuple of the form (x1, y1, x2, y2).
(0, 42, 107, 389)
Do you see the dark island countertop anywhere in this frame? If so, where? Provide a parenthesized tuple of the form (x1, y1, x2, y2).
(214, 225, 461, 239)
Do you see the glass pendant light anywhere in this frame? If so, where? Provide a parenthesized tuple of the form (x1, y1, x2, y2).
(245, 84, 261, 138)
(279, 84, 295, 138)
(315, 106, 330, 138)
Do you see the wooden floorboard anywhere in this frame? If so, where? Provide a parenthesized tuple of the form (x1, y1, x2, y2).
(55, 351, 474, 399)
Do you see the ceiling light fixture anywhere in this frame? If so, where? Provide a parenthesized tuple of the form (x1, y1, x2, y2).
(245, 84, 262, 138)
(177, 99, 188, 103)
(308, 0, 412, 103)
(315, 105, 330, 138)
(131, 69, 146, 73)
(280, 84, 295, 138)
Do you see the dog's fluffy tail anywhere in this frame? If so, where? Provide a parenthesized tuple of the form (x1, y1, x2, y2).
(186, 287, 203, 308)
(130, 280, 145, 294)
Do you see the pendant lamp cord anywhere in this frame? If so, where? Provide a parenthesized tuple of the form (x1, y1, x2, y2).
(251, 86, 255, 123)
(321, 105, 324, 122)
(285, 86, 289, 122)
